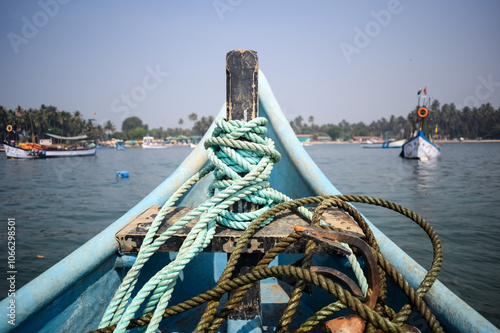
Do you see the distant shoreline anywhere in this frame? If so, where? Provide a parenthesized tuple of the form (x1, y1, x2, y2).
(308, 139, 500, 145)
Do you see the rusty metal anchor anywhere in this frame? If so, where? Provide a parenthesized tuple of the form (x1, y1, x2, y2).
(294, 226, 421, 333)
(294, 226, 381, 333)
(294, 225, 380, 310)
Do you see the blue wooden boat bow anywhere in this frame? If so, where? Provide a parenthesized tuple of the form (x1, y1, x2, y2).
(1, 51, 498, 332)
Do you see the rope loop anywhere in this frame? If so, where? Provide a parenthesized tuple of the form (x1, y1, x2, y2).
(206, 117, 282, 229)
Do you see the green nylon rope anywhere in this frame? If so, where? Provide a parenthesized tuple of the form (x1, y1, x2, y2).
(91, 195, 443, 333)
(98, 117, 368, 333)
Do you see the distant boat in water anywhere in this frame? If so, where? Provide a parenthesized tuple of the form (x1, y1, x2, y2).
(401, 130, 441, 160)
(5, 145, 97, 158)
(4, 134, 96, 159)
(362, 138, 406, 149)
(401, 92, 441, 160)
(142, 135, 170, 149)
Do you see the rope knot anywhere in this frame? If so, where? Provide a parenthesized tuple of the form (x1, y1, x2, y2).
(204, 117, 282, 229)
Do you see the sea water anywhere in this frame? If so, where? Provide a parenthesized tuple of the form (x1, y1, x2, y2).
(0, 143, 499, 328)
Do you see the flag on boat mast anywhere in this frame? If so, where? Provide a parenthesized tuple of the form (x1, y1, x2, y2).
(424, 86, 427, 95)
(417, 87, 422, 95)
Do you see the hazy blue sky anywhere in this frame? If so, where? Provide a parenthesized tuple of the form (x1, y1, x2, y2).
(1, 1, 499, 131)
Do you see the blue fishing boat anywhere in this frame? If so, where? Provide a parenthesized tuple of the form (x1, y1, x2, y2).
(401, 130, 441, 160)
(1, 51, 496, 333)
(401, 95, 441, 160)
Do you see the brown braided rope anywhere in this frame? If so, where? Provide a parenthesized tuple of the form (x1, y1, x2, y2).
(91, 265, 429, 333)
(90, 195, 443, 333)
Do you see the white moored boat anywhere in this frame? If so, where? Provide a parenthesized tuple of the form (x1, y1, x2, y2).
(4, 134, 97, 159)
(401, 102, 441, 160)
(401, 130, 440, 160)
(5, 144, 97, 158)
(142, 135, 170, 149)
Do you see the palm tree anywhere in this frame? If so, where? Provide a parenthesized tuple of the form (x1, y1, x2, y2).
(33, 108, 49, 141)
(293, 116, 303, 134)
(0, 106, 10, 142)
(178, 118, 184, 126)
(59, 111, 71, 136)
(46, 105, 58, 131)
(104, 120, 116, 140)
(71, 111, 84, 136)
(308, 116, 314, 126)
(192, 116, 212, 135)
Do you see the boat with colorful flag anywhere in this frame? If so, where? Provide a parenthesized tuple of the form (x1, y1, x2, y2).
(401, 88, 441, 160)
(0, 51, 495, 333)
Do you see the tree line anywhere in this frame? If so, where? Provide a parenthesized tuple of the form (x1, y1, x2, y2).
(0, 105, 215, 143)
(1, 101, 499, 144)
(112, 113, 214, 141)
(290, 101, 500, 141)
(0, 105, 111, 143)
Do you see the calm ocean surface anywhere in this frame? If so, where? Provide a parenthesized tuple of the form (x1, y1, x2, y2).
(1, 143, 499, 328)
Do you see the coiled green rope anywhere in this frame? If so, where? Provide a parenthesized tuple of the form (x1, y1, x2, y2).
(96, 117, 371, 332)
(92, 195, 443, 333)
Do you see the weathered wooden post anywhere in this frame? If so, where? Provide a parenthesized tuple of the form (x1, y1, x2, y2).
(226, 49, 263, 331)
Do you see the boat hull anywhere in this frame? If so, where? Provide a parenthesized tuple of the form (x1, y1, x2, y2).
(0, 71, 495, 333)
(5, 145, 96, 158)
(362, 139, 406, 149)
(142, 144, 170, 149)
(401, 131, 440, 159)
(4, 145, 37, 158)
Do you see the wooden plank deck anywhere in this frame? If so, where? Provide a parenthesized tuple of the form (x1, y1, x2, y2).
(116, 206, 364, 254)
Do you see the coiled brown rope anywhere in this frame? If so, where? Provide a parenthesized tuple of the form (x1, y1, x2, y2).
(90, 195, 443, 333)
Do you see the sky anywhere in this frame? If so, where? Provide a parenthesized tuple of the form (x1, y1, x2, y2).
(1, 0, 499, 131)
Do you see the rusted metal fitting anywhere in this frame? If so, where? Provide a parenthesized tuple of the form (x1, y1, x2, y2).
(375, 324, 421, 333)
(323, 314, 365, 333)
(294, 225, 380, 310)
(310, 266, 363, 299)
(401, 324, 422, 333)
